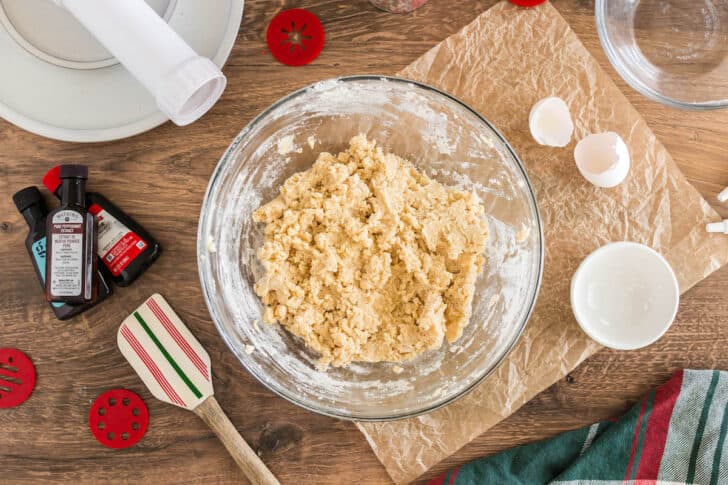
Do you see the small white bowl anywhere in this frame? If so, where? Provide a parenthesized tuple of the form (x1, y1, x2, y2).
(570, 242, 679, 350)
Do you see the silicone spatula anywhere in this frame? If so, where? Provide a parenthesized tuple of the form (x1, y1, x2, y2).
(117, 294, 279, 485)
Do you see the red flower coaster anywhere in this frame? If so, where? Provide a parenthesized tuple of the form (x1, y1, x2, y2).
(508, 0, 547, 6)
(0, 348, 36, 408)
(89, 389, 149, 449)
(266, 8, 325, 66)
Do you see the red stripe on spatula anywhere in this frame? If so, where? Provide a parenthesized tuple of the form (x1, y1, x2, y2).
(147, 298, 209, 381)
(120, 325, 185, 407)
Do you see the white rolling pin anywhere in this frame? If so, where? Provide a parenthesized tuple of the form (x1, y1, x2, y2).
(52, 0, 226, 126)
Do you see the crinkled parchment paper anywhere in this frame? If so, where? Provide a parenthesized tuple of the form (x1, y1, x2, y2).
(357, 2, 728, 483)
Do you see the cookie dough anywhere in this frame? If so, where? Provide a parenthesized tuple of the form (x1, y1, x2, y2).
(253, 135, 488, 367)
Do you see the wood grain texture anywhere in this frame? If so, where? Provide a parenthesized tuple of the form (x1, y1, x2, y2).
(2, 1, 728, 484)
(193, 397, 280, 485)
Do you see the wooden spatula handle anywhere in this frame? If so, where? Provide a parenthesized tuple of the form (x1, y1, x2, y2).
(193, 396, 280, 485)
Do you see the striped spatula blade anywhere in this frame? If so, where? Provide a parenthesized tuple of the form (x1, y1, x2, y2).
(117, 294, 213, 410)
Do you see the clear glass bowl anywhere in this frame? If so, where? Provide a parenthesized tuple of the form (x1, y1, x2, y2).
(596, 0, 728, 109)
(197, 76, 543, 421)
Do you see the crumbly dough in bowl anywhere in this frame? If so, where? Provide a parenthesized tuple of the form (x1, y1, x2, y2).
(253, 135, 489, 367)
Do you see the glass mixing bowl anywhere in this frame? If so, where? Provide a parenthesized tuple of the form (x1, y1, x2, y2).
(596, 0, 728, 109)
(197, 76, 543, 421)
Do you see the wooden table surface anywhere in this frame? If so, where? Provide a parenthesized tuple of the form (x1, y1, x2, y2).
(3, 1, 728, 484)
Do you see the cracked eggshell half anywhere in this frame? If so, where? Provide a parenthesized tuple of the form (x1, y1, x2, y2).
(529, 96, 574, 147)
(574, 132, 631, 188)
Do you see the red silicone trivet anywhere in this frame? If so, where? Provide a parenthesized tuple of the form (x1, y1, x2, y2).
(508, 0, 547, 6)
(0, 348, 36, 408)
(89, 389, 149, 449)
(266, 8, 325, 66)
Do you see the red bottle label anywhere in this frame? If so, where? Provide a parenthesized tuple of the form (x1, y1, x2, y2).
(89, 204, 147, 277)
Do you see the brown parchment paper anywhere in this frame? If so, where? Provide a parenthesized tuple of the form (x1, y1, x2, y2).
(357, 2, 728, 483)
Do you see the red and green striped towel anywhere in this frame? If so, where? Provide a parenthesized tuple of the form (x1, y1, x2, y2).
(430, 370, 728, 485)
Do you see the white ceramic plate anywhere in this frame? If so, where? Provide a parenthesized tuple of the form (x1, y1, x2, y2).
(0, 0, 243, 142)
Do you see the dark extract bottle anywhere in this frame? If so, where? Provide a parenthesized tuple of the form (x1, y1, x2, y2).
(45, 165, 98, 304)
(13, 186, 111, 319)
(43, 166, 161, 286)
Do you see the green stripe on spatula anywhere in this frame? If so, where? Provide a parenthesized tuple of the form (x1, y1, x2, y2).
(133, 311, 202, 399)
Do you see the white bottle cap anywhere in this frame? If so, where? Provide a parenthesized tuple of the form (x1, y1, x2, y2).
(706, 220, 728, 233)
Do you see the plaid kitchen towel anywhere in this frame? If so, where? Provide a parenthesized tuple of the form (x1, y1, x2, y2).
(429, 370, 728, 485)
